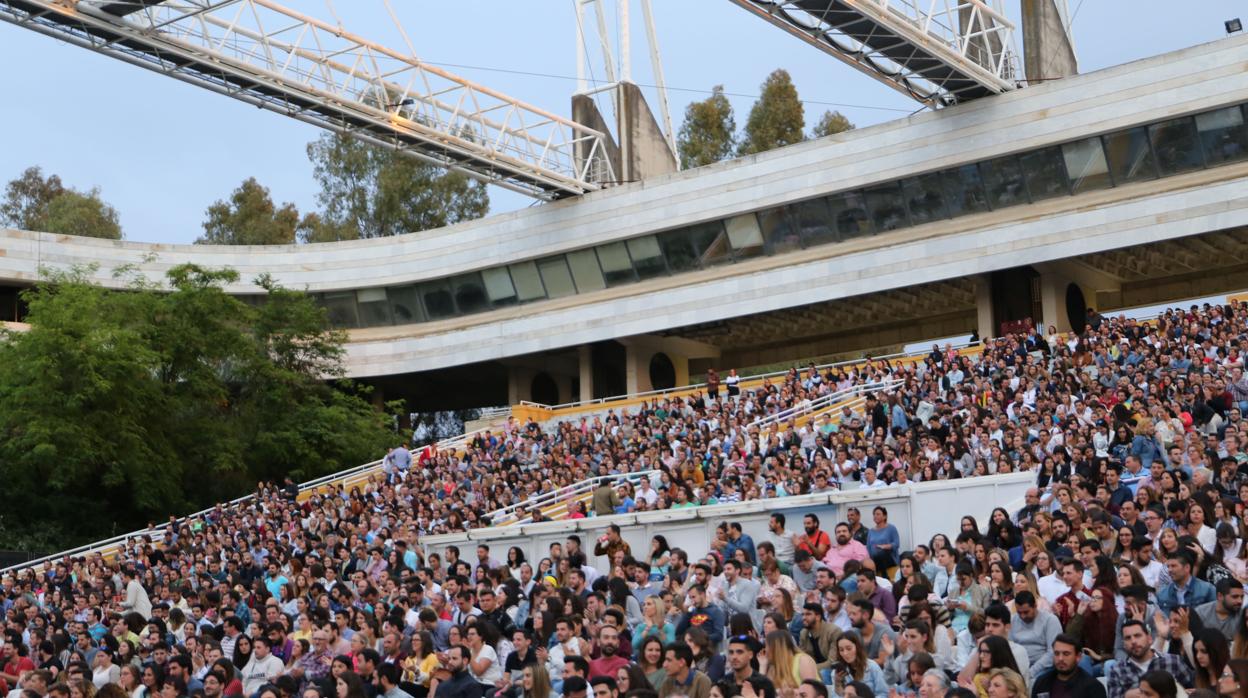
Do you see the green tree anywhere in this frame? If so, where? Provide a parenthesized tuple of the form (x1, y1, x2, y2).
(676, 85, 737, 169)
(738, 69, 806, 156)
(301, 133, 488, 242)
(0, 265, 396, 547)
(811, 110, 855, 138)
(0, 166, 122, 239)
(196, 177, 300, 245)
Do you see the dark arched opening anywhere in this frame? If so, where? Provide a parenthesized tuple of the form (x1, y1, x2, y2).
(530, 372, 559, 406)
(649, 352, 676, 391)
(1065, 283, 1088, 334)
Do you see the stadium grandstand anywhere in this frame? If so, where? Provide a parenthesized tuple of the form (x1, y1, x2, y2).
(5, 2, 1248, 698)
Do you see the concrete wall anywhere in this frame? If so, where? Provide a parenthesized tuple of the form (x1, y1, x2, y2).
(2, 36, 1248, 377)
(417, 472, 1034, 574)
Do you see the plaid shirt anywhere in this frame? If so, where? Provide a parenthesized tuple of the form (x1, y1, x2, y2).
(1106, 651, 1192, 698)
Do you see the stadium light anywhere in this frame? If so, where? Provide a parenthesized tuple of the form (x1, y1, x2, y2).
(1227, 18, 1243, 34)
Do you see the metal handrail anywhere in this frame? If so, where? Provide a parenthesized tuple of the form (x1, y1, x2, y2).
(748, 379, 903, 430)
(520, 341, 978, 412)
(486, 470, 660, 525)
(0, 425, 497, 575)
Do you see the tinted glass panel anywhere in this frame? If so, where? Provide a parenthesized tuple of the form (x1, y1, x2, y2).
(356, 287, 391, 327)
(627, 236, 667, 280)
(659, 228, 699, 272)
(537, 257, 576, 299)
(1019, 146, 1069, 201)
(420, 280, 456, 320)
(1102, 127, 1157, 184)
(688, 221, 734, 267)
(388, 284, 424, 324)
(979, 156, 1028, 209)
(791, 198, 837, 247)
(901, 173, 947, 225)
(451, 273, 489, 314)
(509, 261, 546, 302)
(943, 164, 990, 217)
(1149, 117, 1203, 175)
(863, 183, 910, 232)
(322, 291, 359, 329)
(826, 191, 872, 238)
(1061, 138, 1112, 194)
(725, 214, 765, 259)
(759, 206, 802, 254)
(566, 249, 606, 292)
(1196, 106, 1248, 166)
(481, 267, 517, 306)
(596, 242, 636, 287)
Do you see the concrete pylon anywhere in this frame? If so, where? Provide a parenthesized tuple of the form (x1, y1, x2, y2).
(1021, 0, 1078, 84)
(573, 81, 677, 185)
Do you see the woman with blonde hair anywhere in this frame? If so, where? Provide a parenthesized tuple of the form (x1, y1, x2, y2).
(985, 667, 1027, 698)
(632, 595, 674, 652)
(758, 629, 817, 690)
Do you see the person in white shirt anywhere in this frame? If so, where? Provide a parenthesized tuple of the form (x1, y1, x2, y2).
(241, 636, 285, 694)
(765, 513, 797, 563)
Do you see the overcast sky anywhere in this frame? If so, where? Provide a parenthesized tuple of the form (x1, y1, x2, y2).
(0, 0, 1242, 244)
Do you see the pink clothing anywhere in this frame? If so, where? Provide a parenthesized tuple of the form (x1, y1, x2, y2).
(822, 539, 868, 576)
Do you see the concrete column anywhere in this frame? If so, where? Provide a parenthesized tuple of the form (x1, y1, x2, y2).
(1021, 0, 1079, 84)
(673, 354, 690, 388)
(975, 274, 995, 340)
(1039, 272, 1069, 333)
(578, 345, 593, 403)
(555, 374, 574, 405)
(507, 367, 533, 405)
(624, 343, 650, 396)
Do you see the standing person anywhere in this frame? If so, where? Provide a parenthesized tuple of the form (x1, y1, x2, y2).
(120, 568, 152, 621)
(591, 483, 622, 518)
(391, 443, 412, 482)
(706, 369, 720, 401)
(724, 369, 740, 399)
(866, 507, 900, 574)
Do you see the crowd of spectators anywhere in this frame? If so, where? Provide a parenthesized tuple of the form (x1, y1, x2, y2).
(5, 299, 1248, 698)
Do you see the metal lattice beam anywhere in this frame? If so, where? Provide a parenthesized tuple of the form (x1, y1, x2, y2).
(0, 0, 615, 199)
(727, 0, 1019, 108)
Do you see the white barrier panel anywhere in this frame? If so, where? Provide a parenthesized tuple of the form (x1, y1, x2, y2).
(419, 472, 1035, 573)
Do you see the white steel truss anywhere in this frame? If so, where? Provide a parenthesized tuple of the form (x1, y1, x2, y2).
(728, 0, 1020, 108)
(0, 0, 616, 199)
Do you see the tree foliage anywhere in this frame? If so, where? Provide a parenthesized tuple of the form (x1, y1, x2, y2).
(812, 110, 855, 139)
(0, 265, 397, 547)
(676, 85, 737, 169)
(0, 166, 122, 239)
(300, 133, 488, 242)
(738, 69, 806, 156)
(196, 177, 299, 245)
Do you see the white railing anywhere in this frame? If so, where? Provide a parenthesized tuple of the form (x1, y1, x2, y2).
(520, 341, 978, 413)
(748, 378, 904, 430)
(476, 406, 512, 420)
(1, 426, 490, 576)
(486, 470, 660, 526)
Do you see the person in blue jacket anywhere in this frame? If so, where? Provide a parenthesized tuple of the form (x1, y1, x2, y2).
(1155, 550, 1216, 613)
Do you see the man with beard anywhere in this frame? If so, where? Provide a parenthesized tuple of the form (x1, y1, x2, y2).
(726, 635, 764, 692)
(794, 514, 832, 560)
(823, 523, 868, 577)
(587, 625, 628, 680)
(1031, 635, 1105, 698)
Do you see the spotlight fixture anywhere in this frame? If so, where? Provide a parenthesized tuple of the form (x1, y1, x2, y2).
(1227, 18, 1243, 34)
